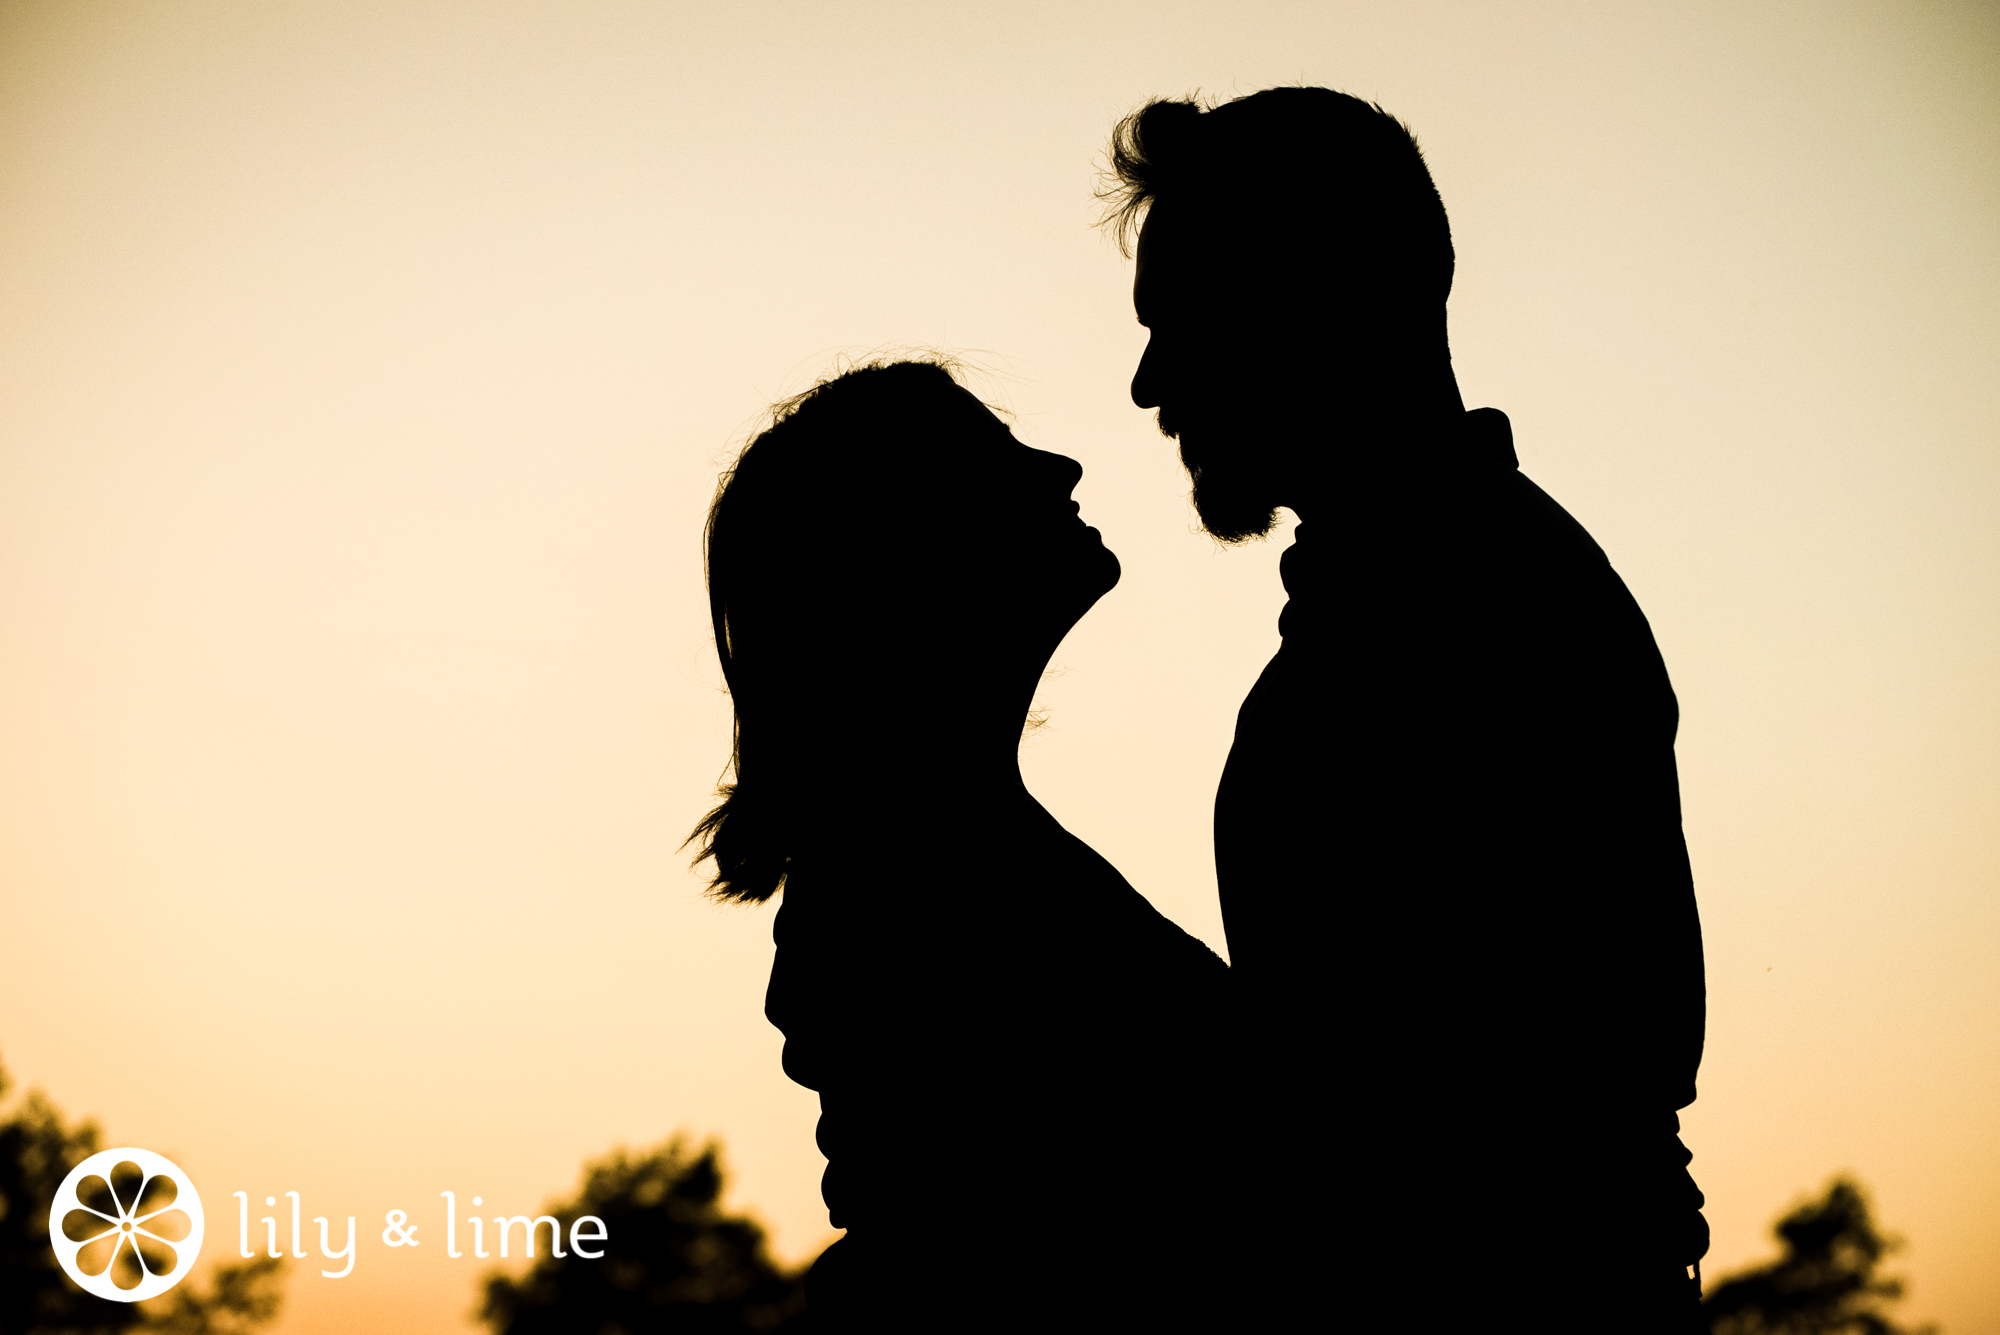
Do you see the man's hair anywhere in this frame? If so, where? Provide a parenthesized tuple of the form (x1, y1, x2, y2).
(1100, 87, 1454, 304)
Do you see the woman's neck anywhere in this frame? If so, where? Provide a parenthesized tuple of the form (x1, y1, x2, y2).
(811, 658, 1048, 821)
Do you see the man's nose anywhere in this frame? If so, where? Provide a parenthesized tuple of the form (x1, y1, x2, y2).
(1131, 335, 1163, 410)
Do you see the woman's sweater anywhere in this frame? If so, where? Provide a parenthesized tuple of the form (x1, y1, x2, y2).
(764, 799, 1233, 1331)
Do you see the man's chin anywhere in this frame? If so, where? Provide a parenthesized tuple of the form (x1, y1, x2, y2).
(1187, 473, 1280, 544)
(1184, 495, 1280, 543)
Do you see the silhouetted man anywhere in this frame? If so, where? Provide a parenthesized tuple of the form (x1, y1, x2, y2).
(1106, 89, 1708, 1330)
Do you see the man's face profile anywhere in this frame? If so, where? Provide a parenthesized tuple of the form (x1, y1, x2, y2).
(1130, 204, 1301, 542)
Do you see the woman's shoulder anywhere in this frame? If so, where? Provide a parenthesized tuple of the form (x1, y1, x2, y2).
(773, 808, 1225, 973)
(1026, 811, 1228, 977)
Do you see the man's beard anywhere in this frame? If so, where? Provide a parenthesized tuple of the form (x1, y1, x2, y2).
(1163, 409, 1280, 544)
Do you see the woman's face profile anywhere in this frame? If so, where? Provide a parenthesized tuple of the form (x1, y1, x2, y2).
(932, 397, 1121, 645)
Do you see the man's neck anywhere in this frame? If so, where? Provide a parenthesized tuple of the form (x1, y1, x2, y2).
(1286, 362, 1466, 522)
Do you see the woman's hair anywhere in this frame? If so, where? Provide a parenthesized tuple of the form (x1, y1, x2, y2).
(688, 358, 991, 902)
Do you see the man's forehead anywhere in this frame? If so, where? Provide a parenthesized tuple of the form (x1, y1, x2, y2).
(1132, 207, 1177, 319)
(1134, 203, 1183, 273)
(1136, 203, 1334, 319)
(1134, 204, 1231, 318)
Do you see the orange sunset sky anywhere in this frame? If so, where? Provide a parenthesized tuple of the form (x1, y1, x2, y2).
(1, 3, 1995, 1332)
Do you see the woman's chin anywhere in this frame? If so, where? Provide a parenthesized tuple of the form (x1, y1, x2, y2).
(1078, 543, 1121, 609)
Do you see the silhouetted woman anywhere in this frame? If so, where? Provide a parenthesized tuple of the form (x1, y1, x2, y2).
(689, 361, 1232, 1332)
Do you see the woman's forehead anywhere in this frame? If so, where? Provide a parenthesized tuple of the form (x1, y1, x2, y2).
(937, 390, 1018, 446)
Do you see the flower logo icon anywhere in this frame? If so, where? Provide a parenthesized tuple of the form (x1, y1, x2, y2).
(48, 1147, 204, 1302)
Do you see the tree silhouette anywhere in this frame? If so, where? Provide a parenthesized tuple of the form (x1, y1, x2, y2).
(0, 1058, 133, 1335)
(1703, 1177, 1936, 1335)
(479, 1136, 809, 1334)
(135, 1255, 285, 1335)
(0, 1053, 286, 1335)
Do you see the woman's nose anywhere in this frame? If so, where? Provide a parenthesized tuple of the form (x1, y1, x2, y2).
(1030, 448, 1084, 494)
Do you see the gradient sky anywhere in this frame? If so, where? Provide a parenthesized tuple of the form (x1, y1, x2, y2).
(1, 3, 1995, 1332)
